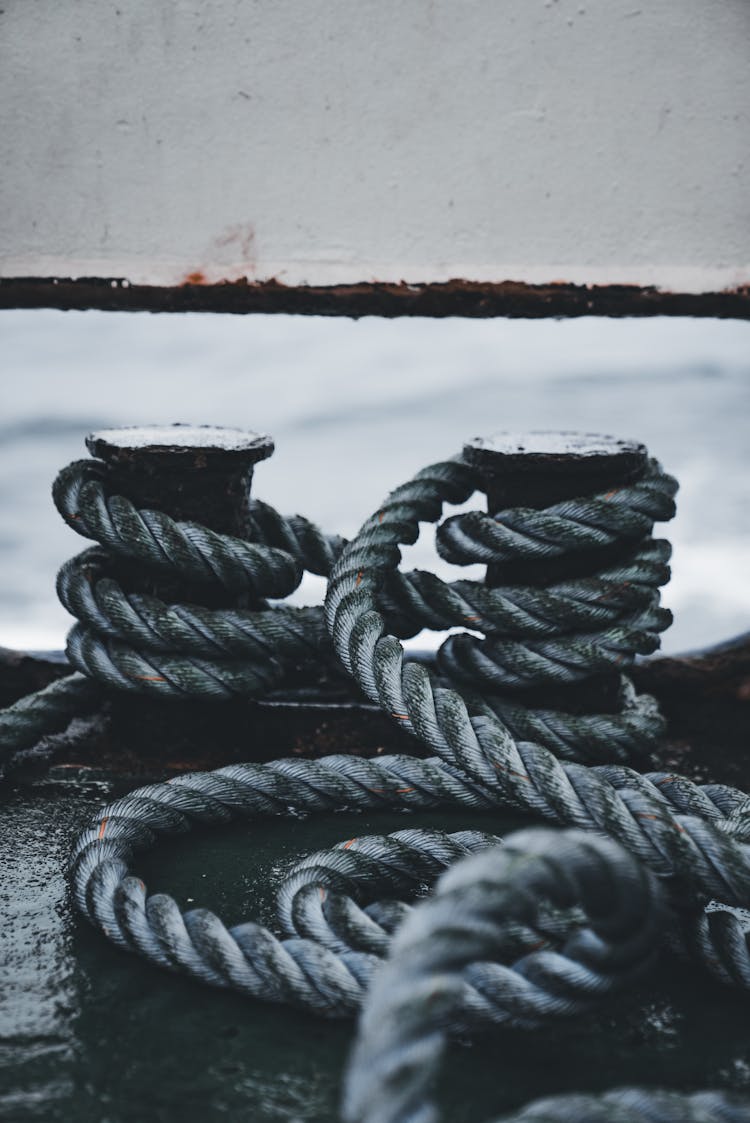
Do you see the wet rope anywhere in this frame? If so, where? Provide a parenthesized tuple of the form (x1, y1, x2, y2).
(0, 459, 345, 777)
(51, 458, 340, 698)
(4, 440, 746, 1115)
(342, 829, 750, 1123)
(0, 672, 100, 779)
(61, 446, 750, 1120)
(2, 449, 670, 775)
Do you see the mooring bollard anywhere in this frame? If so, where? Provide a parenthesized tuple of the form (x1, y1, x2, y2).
(83, 424, 283, 759)
(462, 432, 651, 715)
(87, 425, 275, 536)
(87, 424, 275, 610)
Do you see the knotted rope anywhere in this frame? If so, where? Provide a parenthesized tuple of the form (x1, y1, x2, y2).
(57, 445, 750, 1119)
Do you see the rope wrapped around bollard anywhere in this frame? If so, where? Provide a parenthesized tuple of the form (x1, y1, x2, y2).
(1, 430, 670, 776)
(59, 437, 750, 1121)
(0, 428, 346, 777)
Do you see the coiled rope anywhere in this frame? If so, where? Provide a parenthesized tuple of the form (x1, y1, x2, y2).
(343, 829, 750, 1123)
(54, 445, 750, 1120)
(2, 449, 669, 774)
(0, 457, 344, 777)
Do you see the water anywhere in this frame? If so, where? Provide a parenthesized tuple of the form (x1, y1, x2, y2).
(1, 310, 749, 654)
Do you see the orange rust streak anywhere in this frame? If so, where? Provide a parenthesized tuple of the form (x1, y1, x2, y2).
(493, 761, 531, 782)
(635, 811, 685, 832)
(98, 817, 109, 839)
(132, 675, 167, 682)
(355, 569, 363, 587)
(368, 787, 414, 795)
(604, 489, 620, 500)
(343, 839, 356, 850)
(392, 713, 410, 721)
(378, 511, 384, 524)
(464, 615, 481, 623)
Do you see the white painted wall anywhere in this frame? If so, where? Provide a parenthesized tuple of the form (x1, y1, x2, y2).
(1, 1, 748, 292)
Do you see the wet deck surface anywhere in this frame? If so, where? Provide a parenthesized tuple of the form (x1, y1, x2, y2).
(2, 626, 750, 1121)
(4, 764, 750, 1122)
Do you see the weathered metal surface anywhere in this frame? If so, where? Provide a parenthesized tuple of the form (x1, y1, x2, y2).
(632, 632, 750, 790)
(88, 425, 275, 539)
(1, 276, 749, 318)
(87, 424, 276, 614)
(1, 2, 748, 312)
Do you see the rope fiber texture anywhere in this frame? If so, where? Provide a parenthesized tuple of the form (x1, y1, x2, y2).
(0, 458, 346, 776)
(51, 458, 341, 698)
(2, 440, 747, 1117)
(59, 444, 750, 1121)
(3, 448, 671, 772)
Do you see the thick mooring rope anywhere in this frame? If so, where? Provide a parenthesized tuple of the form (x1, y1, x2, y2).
(343, 829, 750, 1123)
(52, 445, 750, 1121)
(4, 441, 747, 1117)
(0, 458, 344, 776)
(2, 449, 670, 774)
(51, 458, 341, 697)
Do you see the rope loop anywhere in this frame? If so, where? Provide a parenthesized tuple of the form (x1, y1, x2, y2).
(49, 458, 342, 698)
(4, 437, 750, 1120)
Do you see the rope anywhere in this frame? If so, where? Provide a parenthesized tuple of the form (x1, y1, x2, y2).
(71, 758, 689, 1020)
(5, 439, 747, 1118)
(51, 459, 341, 697)
(0, 458, 347, 771)
(0, 672, 100, 780)
(2, 449, 670, 770)
(342, 829, 750, 1123)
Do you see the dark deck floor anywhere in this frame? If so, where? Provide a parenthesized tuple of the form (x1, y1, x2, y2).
(3, 785, 750, 1122)
(3, 641, 750, 1121)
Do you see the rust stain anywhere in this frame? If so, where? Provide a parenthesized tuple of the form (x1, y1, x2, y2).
(183, 224, 257, 288)
(1, 275, 749, 320)
(215, 223, 256, 265)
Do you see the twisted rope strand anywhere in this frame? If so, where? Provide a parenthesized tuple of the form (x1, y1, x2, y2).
(379, 538, 671, 639)
(4, 440, 743, 1119)
(323, 456, 750, 984)
(53, 460, 303, 596)
(39, 459, 358, 704)
(480, 688, 665, 763)
(342, 829, 749, 1123)
(246, 497, 347, 576)
(435, 460, 677, 566)
(0, 672, 100, 777)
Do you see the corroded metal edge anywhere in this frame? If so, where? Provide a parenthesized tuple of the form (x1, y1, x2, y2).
(2, 276, 750, 319)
